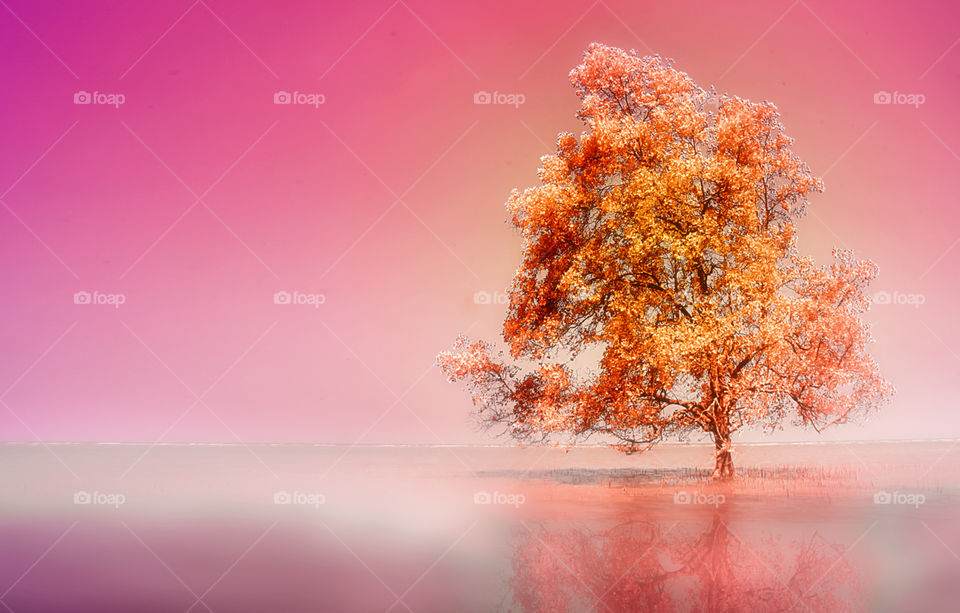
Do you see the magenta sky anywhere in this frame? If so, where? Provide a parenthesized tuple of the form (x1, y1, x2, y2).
(0, 0, 958, 443)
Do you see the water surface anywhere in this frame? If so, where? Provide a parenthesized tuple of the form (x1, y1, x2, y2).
(1, 442, 958, 611)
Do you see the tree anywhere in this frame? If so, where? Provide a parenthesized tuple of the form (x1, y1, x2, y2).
(438, 43, 892, 480)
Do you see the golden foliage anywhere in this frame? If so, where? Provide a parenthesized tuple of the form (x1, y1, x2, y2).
(438, 44, 892, 462)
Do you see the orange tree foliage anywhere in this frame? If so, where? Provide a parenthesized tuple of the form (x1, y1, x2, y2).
(438, 44, 892, 478)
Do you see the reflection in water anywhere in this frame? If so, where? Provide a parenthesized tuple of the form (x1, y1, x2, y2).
(510, 513, 859, 612)
(3, 444, 958, 610)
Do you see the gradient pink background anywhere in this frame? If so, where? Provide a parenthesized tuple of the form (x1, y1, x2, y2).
(0, 0, 958, 443)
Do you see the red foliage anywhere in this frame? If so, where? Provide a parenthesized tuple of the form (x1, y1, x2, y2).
(438, 44, 893, 476)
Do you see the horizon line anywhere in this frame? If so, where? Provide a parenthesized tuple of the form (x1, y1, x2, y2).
(1, 438, 958, 447)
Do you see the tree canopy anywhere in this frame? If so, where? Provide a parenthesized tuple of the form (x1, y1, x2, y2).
(438, 43, 892, 479)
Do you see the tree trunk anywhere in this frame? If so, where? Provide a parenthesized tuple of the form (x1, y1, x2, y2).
(712, 435, 734, 480)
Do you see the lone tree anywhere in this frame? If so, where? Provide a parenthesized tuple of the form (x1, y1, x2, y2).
(438, 44, 892, 479)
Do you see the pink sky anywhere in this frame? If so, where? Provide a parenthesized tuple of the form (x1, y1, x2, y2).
(0, 0, 958, 443)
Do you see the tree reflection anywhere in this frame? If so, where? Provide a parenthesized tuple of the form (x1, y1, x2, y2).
(510, 513, 860, 612)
